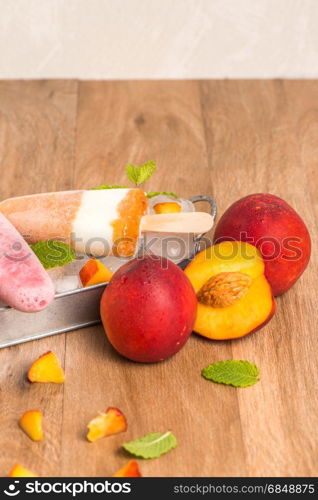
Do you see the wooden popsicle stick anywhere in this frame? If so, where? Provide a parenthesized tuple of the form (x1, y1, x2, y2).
(140, 211, 214, 234)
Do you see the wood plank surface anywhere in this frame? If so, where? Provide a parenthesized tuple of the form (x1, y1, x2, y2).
(0, 80, 317, 477)
(0, 80, 78, 476)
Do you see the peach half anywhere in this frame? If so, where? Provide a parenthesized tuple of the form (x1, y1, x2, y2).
(185, 241, 275, 340)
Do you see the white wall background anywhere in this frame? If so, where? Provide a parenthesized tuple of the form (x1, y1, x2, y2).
(1, 0, 318, 79)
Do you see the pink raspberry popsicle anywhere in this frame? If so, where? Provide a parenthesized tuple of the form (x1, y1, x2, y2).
(0, 213, 54, 312)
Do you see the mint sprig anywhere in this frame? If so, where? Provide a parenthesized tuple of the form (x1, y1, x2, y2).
(126, 161, 156, 186)
(30, 241, 76, 269)
(123, 431, 177, 459)
(91, 160, 174, 193)
(147, 191, 178, 199)
(91, 184, 127, 190)
(202, 360, 260, 388)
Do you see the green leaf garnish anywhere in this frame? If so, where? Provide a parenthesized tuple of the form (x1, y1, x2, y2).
(126, 161, 156, 186)
(201, 360, 260, 388)
(30, 241, 76, 269)
(147, 191, 178, 199)
(91, 184, 127, 190)
(122, 431, 177, 459)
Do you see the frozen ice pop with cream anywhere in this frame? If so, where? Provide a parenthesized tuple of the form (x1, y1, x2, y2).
(0, 188, 214, 258)
(0, 188, 148, 258)
(0, 213, 55, 312)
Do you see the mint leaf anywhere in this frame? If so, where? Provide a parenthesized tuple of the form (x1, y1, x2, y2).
(91, 184, 127, 190)
(147, 191, 178, 199)
(91, 161, 156, 189)
(126, 161, 156, 186)
(202, 360, 260, 388)
(123, 431, 177, 459)
(30, 241, 76, 269)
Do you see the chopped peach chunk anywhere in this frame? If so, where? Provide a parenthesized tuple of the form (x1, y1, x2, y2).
(19, 410, 43, 441)
(112, 460, 142, 477)
(27, 351, 65, 384)
(80, 258, 113, 287)
(8, 464, 37, 477)
(153, 202, 181, 214)
(87, 407, 127, 442)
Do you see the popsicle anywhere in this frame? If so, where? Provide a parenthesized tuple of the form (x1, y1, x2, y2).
(0, 189, 214, 258)
(0, 188, 148, 258)
(0, 213, 55, 312)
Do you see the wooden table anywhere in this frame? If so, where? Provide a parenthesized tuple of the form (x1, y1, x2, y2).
(0, 80, 317, 478)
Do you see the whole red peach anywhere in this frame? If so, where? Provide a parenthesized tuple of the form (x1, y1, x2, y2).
(100, 255, 197, 362)
(214, 194, 311, 296)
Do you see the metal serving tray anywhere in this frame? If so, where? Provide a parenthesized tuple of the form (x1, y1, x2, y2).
(0, 195, 217, 349)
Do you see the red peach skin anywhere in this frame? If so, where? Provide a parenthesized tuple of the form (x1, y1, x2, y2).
(214, 194, 311, 296)
(100, 255, 197, 362)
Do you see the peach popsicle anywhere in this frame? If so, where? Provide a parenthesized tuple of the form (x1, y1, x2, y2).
(0, 213, 55, 312)
(0, 188, 148, 258)
(0, 189, 214, 258)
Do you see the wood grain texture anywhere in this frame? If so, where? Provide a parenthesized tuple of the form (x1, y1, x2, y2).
(0, 80, 317, 477)
(0, 80, 78, 476)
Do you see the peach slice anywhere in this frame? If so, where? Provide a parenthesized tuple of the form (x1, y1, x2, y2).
(112, 460, 142, 477)
(87, 407, 127, 442)
(8, 464, 37, 477)
(27, 351, 65, 384)
(153, 202, 181, 214)
(19, 410, 43, 441)
(80, 258, 113, 287)
(185, 241, 275, 340)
